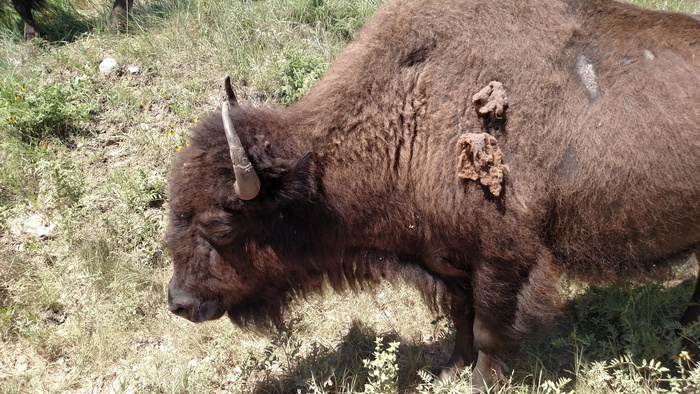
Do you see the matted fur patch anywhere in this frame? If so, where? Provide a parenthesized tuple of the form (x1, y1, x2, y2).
(457, 133, 508, 196)
(472, 81, 507, 117)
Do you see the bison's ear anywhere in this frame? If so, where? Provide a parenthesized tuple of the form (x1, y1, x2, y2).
(278, 151, 318, 201)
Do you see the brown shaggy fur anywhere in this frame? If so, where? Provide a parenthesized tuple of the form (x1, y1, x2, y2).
(167, 0, 699, 388)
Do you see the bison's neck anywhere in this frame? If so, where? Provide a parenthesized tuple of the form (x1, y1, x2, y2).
(245, 96, 430, 257)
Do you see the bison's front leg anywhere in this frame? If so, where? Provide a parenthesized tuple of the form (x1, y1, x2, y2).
(437, 287, 504, 392)
(468, 249, 561, 391)
(23, 20, 38, 41)
(111, 0, 134, 31)
(472, 315, 507, 391)
(680, 249, 700, 326)
(10, 0, 39, 40)
(440, 311, 506, 391)
(438, 305, 475, 381)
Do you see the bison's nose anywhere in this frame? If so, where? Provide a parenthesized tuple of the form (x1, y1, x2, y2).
(168, 279, 226, 322)
(168, 281, 197, 320)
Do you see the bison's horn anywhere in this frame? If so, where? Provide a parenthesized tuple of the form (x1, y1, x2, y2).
(224, 76, 237, 104)
(222, 101, 260, 200)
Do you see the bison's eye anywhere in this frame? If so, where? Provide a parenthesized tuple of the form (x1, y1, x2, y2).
(196, 211, 238, 245)
(208, 230, 235, 246)
(197, 223, 234, 246)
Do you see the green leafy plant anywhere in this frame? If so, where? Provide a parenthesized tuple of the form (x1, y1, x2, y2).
(363, 337, 400, 393)
(290, 0, 383, 40)
(576, 354, 677, 393)
(1, 74, 96, 143)
(111, 168, 166, 212)
(277, 50, 327, 105)
(416, 368, 475, 393)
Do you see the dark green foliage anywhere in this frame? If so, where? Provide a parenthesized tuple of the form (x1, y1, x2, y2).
(277, 49, 326, 104)
(290, 0, 383, 41)
(516, 279, 700, 390)
(562, 283, 696, 362)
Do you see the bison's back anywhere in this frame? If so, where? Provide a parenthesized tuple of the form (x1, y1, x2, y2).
(298, 0, 699, 278)
(537, 2, 700, 275)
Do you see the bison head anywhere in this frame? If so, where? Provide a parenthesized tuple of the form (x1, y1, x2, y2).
(166, 78, 322, 328)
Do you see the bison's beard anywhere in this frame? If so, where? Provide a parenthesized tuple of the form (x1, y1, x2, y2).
(225, 283, 309, 332)
(222, 246, 451, 331)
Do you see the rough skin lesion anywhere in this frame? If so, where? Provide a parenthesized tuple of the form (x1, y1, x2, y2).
(472, 81, 508, 118)
(575, 54, 599, 100)
(456, 81, 509, 197)
(457, 132, 508, 197)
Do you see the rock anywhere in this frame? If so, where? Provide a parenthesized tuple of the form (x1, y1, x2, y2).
(19, 214, 57, 238)
(99, 58, 118, 75)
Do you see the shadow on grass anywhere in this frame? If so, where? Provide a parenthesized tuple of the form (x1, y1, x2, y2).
(246, 276, 700, 392)
(0, 0, 92, 43)
(513, 276, 700, 386)
(250, 321, 448, 393)
(0, 0, 180, 43)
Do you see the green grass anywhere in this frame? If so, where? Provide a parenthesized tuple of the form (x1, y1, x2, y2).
(633, 0, 700, 11)
(0, 0, 699, 392)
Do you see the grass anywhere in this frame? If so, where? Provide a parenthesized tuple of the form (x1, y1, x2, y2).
(1, 0, 699, 392)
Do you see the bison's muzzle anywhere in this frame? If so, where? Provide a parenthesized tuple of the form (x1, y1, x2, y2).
(168, 279, 226, 323)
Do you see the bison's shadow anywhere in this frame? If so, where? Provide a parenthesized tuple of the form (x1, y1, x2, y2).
(250, 320, 447, 393)
(0, 0, 174, 43)
(250, 277, 700, 392)
(515, 276, 700, 386)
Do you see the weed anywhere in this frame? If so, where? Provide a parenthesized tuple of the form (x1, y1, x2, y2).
(0, 74, 96, 143)
(416, 368, 475, 393)
(0, 138, 43, 207)
(111, 168, 166, 212)
(290, 0, 383, 41)
(277, 49, 327, 104)
(363, 337, 400, 393)
(0, 307, 16, 339)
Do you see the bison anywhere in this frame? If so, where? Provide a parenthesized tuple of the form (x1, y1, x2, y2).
(166, 0, 700, 390)
(8, 0, 132, 40)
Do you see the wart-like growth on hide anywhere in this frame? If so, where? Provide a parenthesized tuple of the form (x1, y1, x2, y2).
(472, 81, 508, 117)
(472, 81, 508, 137)
(457, 133, 508, 197)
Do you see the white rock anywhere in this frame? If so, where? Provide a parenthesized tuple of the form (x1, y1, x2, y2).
(128, 66, 140, 74)
(21, 214, 57, 238)
(99, 58, 118, 74)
